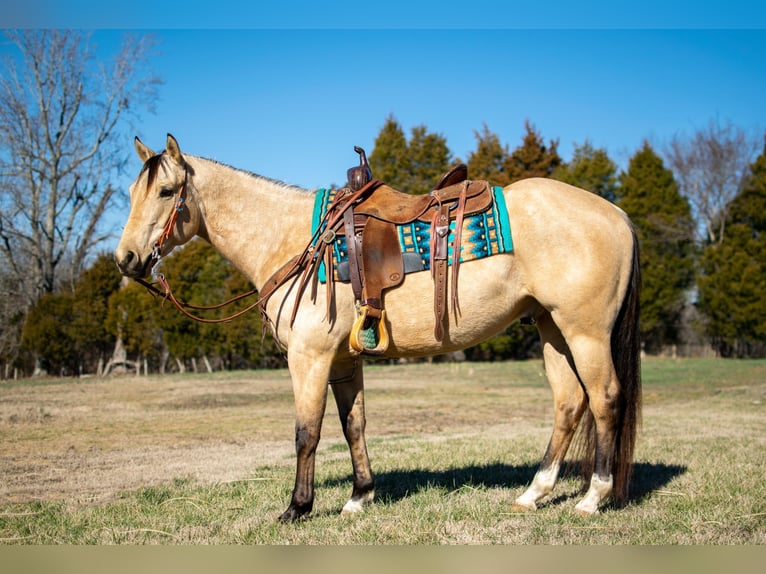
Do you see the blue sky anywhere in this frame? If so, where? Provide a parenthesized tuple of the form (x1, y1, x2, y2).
(3, 2, 766, 192)
(105, 27, 764, 191)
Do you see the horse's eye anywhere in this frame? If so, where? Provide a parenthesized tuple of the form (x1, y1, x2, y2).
(159, 187, 175, 198)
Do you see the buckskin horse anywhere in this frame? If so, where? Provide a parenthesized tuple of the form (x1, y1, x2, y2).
(115, 134, 641, 521)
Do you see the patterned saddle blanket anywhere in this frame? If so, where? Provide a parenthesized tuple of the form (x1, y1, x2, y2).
(312, 185, 513, 284)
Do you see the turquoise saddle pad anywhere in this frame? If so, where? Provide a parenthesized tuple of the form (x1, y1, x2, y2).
(312, 185, 513, 284)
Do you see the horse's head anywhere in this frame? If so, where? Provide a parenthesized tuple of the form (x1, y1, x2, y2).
(115, 134, 202, 278)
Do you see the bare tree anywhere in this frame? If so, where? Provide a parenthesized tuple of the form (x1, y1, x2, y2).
(666, 119, 759, 244)
(0, 30, 160, 305)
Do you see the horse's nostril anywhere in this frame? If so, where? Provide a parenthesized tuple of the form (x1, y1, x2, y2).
(116, 250, 136, 273)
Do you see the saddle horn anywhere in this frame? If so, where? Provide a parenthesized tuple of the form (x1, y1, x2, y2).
(347, 146, 373, 191)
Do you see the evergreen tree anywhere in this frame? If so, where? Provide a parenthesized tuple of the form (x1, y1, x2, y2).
(698, 139, 766, 357)
(153, 240, 213, 370)
(108, 239, 282, 372)
(368, 114, 410, 188)
(405, 125, 452, 194)
(465, 120, 561, 360)
(369, 115, 453, 194)
(106, 280, 164, 370)
(20, 292, 77, 375)
(70, 253, 123, 374)
(618, 142, 696, 353)
(20, 253, 123, 375)
(467, 124, 510, 186)
(190, 240, 282, 369)
(504, 119, 562, 182)
(217, 268, 285, 369)
(553, 140, 618, 201)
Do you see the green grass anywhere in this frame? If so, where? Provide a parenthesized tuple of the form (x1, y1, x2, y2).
(1, 358, 764, 544)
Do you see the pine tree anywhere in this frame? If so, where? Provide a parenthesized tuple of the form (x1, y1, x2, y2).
(465, 120, 561, 360)
(70, 253, 123, 374)
(219, 268, 284, 369)
(106, 280, 163, 371)
(698, 139, 766, 357)
(405, 125, 452, 194)
(504, 119, 562, 182)
(467, 124, 510, 186)
(553, 140, 618, 201)
(20, 253, 123, 375)
(152, 239, 242, 371)
(369, 115, 453, 194)
(20, 292, 76, 375)
(368, 114, 410, 188)
(618, 142, 696, 353)
(107, 239, 283, 373)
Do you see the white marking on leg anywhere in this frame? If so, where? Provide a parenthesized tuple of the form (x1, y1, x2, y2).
(340, 489, 375, 516)
(575, 473, 613, 515)
(341, 499, 365, 515)
(514, 462, 561, 510)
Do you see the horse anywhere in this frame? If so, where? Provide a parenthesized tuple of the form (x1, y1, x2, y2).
(115, 134, 641, 522)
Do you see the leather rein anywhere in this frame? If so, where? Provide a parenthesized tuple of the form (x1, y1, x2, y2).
(133, 165, 380, 325)
(135, 167, 277, 324)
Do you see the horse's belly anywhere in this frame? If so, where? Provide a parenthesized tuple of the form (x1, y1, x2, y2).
(380, 254, 528, 357)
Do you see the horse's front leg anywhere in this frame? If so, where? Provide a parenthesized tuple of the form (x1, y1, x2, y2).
(278, 349, 332, 523)
(329, 358, 375, 515)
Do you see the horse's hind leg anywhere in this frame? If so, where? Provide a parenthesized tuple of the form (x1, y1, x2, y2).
(329, 359, 375, 515)
(567, 333, 622, 515)
(514, 312, 587, 511)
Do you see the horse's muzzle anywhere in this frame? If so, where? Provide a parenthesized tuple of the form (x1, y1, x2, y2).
(115, 249, 151, 278)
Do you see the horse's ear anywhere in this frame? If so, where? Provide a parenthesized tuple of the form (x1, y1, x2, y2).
(166, 133, 185, 166)
(134, 137, 155, 163)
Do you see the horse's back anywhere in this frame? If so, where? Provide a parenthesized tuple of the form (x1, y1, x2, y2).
(504, 177, 632, 246)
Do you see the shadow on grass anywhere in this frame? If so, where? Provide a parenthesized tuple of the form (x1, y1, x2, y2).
(629, 461, 688, 503)
(319, 460, 686, 507)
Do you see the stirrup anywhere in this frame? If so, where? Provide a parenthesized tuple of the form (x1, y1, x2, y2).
(350, 306, 389, 355)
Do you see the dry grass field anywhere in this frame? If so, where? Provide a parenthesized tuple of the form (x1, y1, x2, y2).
(0, 358, 764, 544)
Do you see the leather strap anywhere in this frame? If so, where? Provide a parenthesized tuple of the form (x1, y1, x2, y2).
(343, 204, 364, 301)
(431, 204, 451, 341)
(449, 181, 469, 317)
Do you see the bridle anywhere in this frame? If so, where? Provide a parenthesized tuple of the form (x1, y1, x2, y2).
(150, 165, 188, 274)
(133, 164, 267, 324)
(132, 160, 381, 327)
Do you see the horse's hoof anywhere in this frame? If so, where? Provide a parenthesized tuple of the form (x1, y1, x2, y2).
(278, 505, 311, 523)
(511, 501, 536, 512)
(340, 490, 375, 516)
(341, 499, 365, 516)
(277, 510, 296, 523)
(574, 507, 600, 517)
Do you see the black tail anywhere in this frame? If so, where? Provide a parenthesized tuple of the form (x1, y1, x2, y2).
(610, 227, 642, 504)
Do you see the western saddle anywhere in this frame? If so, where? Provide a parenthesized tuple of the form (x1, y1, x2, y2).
(299, 147, 493, 355)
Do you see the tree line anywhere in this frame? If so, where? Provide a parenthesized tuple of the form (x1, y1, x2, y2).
(370, 115, 765, 360)
(1, 31, 765, 378)
(14, 241, 283, 377)
(8, 114, 766, 377)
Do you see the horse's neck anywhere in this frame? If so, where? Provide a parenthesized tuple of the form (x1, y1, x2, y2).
(190, 157, 315, 290)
